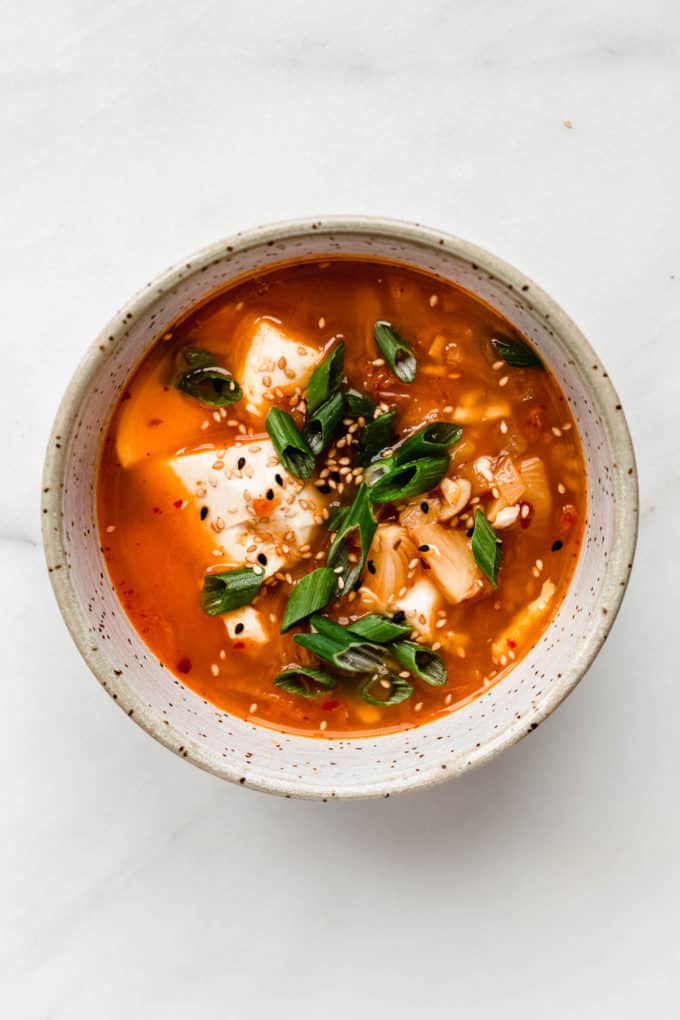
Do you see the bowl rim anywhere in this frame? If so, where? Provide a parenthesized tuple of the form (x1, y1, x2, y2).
(41, 215, 639, 799)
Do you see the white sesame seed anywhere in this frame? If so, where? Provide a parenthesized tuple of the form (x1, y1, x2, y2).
(249, 703, 258, 714)
(210, 664, 220, 677)
(558, 483, 566, 494)
(551, 427, 563, 437)
(500, 420, 508, 434)
(319, 719, 328, 731)
(499, 375, 509, 387)
(429, 294, 439, 307)
(106, 525, 116, 533)
(318, 317, 326, 329)
(200, 420, 210, 431)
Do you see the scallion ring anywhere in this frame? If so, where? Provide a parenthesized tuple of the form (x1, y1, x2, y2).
(360, 673, 414, 706)
(265, 408, 315, 481)
(200, 567, 264, 616)
(368, 455, 449, 504)
(390, 640, 447, 686)
(374, 321, 417, 383)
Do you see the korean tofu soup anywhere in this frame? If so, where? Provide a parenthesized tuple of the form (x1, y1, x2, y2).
(98, 259, 585, 738)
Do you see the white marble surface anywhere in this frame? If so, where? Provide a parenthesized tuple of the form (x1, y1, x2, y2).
(2, 0, 678, 1015)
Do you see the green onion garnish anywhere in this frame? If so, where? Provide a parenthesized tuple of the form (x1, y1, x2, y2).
(200, 567, 264, 616)
(294, 618, 386, 674)
(176, 346, 243, 406)
(347, 614, 412, 643)
(327, 504, 350, 532)
(358, 409, 397, 466)
(471, 507, 502, 587)
(180, 347, 216, 369)
(273, 666, 337, 698)
(374, 321, 417, 383)
(345, 389, 376, 418)
(306, 342, 345, 414)
(360, 673, 414, 706)
(368, 456, 449, 504)
(490, 335, 543, 369)
(281, 567, 336, 632)
(325, 483, 377, 593)
(302, 390, 344, 455)
(393, 422, 462, 465)
(390, 641, 447, 686)
(265, 408, 315, 480)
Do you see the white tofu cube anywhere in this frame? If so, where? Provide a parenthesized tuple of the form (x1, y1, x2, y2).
(236, 319, 321, 416)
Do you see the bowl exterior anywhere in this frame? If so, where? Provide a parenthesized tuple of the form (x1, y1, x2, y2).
(42, 217, 638, 799)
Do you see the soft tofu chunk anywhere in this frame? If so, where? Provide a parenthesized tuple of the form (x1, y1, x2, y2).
(168, 437, 325, 577)
(236, 319, 321, 416)
(223, 606, 269, 646)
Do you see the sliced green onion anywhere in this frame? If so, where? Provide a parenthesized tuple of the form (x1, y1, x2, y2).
(306, 342, 345, 414)
(294, 628, 386, 674)
(390, 641, 447, 686)
(360, 673, 414, 706)
(374, 321, 417, 383)
(281, 567, 336, 632)
(180, 347, 216, 369)
(265, 408, 315, 480)
(363, 455, 395, 487)
(200, 567, 264, 616)
(358, 409, 396, 466)
(368, 456, 449, 504)
(302, 390, 344, 455)
(345, 389, 376, 418)
(325, 483, 377, 593)
(327, 504, 350, 532)
(347, 614, 412, 643)
(471, 507, 503, 587)
(393, 422, 462, 465)
(273, 666, 337, 698)
(177, 365, 243, 406)
(491, 335, 543, 369)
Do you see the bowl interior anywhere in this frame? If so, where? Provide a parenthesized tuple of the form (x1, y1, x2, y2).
(43, 220, 637, 798)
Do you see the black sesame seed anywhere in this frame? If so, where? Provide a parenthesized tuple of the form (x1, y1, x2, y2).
(257, 553, 268, 565)
(392, 610, 406, 624)
(237, 456, 246, 470)
(200, 506, 208, 520)
(420, 501, 429, 513)
(317, 484, 332, 494)
(466, 527, 474, 538)
(275, 473, 284, 486)
(266, 488, 274, 501)
(234, 622, 245, 634)
(418, 544, 430, 552)
(551, 540, 564, 551)
(367, 559, 376, 575)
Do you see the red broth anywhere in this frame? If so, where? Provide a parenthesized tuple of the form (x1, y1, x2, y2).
(97, 259, 586, 737)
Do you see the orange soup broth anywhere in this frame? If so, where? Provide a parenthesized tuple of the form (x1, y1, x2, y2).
(98, 259, 586, 738)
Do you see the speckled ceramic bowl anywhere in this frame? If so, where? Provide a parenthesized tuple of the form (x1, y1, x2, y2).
(42, 217, 638, 799)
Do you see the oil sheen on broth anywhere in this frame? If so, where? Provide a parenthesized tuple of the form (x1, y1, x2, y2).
(98, 259, 586, 738)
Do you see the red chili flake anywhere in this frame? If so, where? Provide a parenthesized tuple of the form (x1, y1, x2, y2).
(148, 418, 164, 427)
(152, 506, 162, 514)
(177, 658, 192, 674)
(322, 700, 340, 711)
(162, 385, 169, 392)
(559, 504, 578, 534)
(507, 639, 517, 649)
(519, 501, 534, 528)
(173, 499, 184, 508)
(232, 641, 246, 650)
